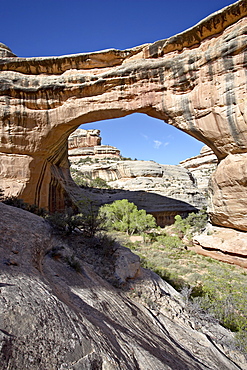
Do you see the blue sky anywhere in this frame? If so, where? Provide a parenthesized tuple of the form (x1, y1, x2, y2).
(1, 0, 234, 164)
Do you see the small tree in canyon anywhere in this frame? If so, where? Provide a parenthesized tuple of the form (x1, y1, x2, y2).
(99, 199, 156, 235)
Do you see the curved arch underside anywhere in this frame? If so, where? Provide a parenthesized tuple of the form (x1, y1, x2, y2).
(0, 0, 247, 231)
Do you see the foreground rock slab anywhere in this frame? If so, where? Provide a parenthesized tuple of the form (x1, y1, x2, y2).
(0, 202, 245, 369)
(193, 224, 247, 268)
(0, 1, 247, 233)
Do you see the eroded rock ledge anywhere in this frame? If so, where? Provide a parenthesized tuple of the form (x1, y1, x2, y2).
(0, 1, 247, 233)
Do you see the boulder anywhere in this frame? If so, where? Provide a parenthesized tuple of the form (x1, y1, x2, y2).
(209, 153, 247, 231)
(193, 224, 247, 267)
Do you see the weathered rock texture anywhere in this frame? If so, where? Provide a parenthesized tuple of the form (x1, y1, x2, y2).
(68, 128, 101, 149)
(70, 158, 206, 226)
(0, 1, 247, 231)
(180, 145, 218, 193)
(68, 129, 120, 161)
(68, 130, 209, 225)
(193, 224, 247, 268)
(0, 202, 245, 369)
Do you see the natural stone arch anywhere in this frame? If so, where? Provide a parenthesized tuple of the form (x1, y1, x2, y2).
(0, 0, 247, 231)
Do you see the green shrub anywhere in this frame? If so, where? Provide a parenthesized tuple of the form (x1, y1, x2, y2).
(90, 177, 110, 189)
(154, 234, 183, 248)
(78, 157, 92, 164)
(70, 168, 110, 189)
(174, 208, 208, 238)
(99, 199, 156, 235)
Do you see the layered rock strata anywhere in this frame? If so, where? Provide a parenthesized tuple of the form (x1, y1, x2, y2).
(68, 128, 101, 149)
(0, 1, 247, 232)
(70, 159, 206, 226)
(0, 202, 245, 369)
(193, 224, 247, 268)
(68, 129, 120, 160)
(180, 145, 218, 193)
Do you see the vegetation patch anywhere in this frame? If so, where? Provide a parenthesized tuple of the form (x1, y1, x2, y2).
(111, 209, 247, 356)
(1, 192, 246, 355)
(99, 199, 156, 235)
(70, 168, 111, 189)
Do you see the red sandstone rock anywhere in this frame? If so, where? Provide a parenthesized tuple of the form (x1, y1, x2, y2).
(0, 1, 247, 232)
(193, 225, 247, 267)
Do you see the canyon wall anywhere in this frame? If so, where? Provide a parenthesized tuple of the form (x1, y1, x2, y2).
(68, 129, 120, 160)
(70, 157, 206, 226)
(0, 1, 247, 231)
(68, 128, 101, 149)
(180, 145, 218, 194)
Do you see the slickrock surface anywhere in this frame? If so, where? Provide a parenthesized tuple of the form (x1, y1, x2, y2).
(0, 1, 247, 233)
(0, 202, 245, 369)
(180, 145, 218, 193)
(193, 224, 247, 268)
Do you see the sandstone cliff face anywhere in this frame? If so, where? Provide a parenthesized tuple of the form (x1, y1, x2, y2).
(70, 159, 206, 219)
(68, 129, 121, 161)
(0, 1, 247, 232)
(0, 202, 244, 369)
(68, 128, 101, 149)
(68, 129, 207, 222)
(180, 145, 218, 193)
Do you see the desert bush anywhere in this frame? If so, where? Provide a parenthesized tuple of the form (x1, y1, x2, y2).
(96, 233, 117, 257)
(154, 234, 183, 249)
(174, 207, 208, 238)
(3, 196, 27, 209)
(99, 199, 156, 235)
(78, 157, 93, 164)
(46, 211, 83, 235)
(64, 255, 81, 272)
(141, 255, 185, 290)
(2, 196, 47, 216)
(70, 168, 110, 189)
(46, 200, 103, 237)
(70, 168, 91, 187)
(90, 177, 110, 189)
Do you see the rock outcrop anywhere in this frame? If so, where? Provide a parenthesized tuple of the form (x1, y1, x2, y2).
(70, 158, 206, 226)
(68, 128, 101, 149)
(180, 145, 218, 194)
(193, 224, 247, 268)
(0, 1, 247, 232)
(0, 202, 245, 369)
(68, 129, 120, 161)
